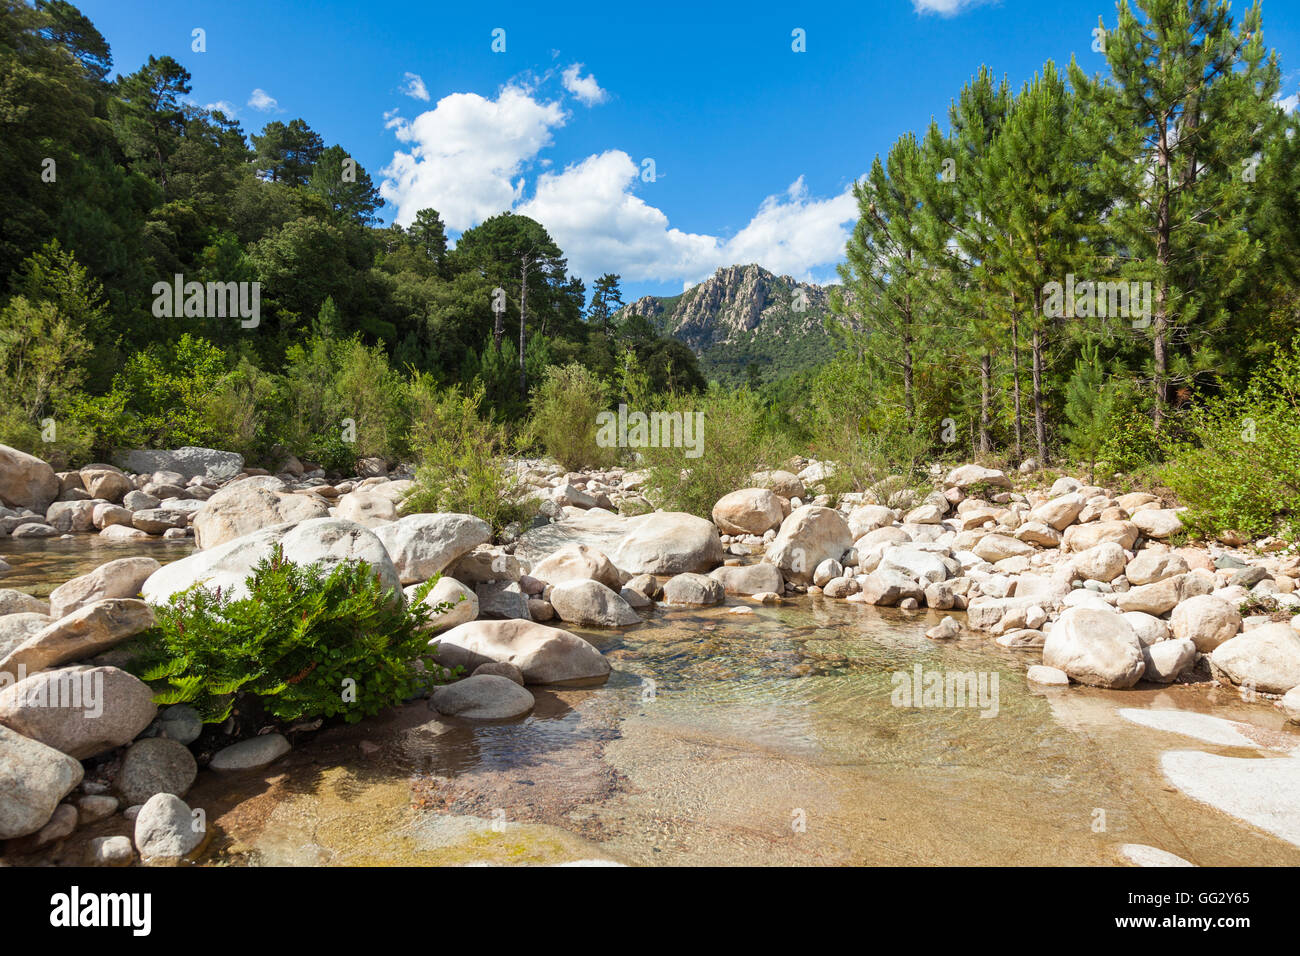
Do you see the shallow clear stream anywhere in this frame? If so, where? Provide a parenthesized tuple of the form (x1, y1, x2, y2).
(5, 540, 1300, 867)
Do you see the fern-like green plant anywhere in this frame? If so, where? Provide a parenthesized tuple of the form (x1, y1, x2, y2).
(123, 546, 456, 725)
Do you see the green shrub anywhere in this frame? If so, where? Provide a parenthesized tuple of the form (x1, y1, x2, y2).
(126, 546, 454, 725)
(1160, 342, 1300, 539)
(1098, 380, 1161, 477)
(636, 386, 789, 517)
(528, 362, 620, 471)
(275, 335, 405, 467)
(403, 377, 537, 534)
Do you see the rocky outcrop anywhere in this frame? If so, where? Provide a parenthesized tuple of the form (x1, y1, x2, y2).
(0, 444, 60, 512)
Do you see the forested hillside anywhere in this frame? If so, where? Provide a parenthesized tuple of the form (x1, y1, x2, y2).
(0, 0, 701, 468)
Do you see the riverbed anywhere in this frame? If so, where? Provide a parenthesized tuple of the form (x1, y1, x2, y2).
(5, 539, 1300, 866)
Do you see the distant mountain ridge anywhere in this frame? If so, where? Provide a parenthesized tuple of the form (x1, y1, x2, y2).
(617, 264, 840, 385)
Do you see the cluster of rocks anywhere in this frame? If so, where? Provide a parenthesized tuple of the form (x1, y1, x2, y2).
(0, 443, 417, 544)
(0, 555, 300, 859)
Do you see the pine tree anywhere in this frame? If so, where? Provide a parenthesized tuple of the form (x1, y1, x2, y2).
(833, 133, 940, 425)
(986, 61, 1098, 464)
(1061, 341, 1117, 483)
(917, 68, 1013, 455)
(1070, 0, 1282, 429)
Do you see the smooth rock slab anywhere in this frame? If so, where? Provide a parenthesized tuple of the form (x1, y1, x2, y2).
(48, 557, 161, 619)
(0, 598, 155, 679)
(431, 674, 535, 720)
(1162, 749, 1300, 848)
(209, 733, 291, 771)
(1118, 844, 1195, 867)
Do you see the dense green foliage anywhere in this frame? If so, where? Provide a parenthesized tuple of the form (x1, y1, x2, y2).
(529, 363, 620, 472)
(1161, 343, 1300, 539)
(5, 0, 1300, 543)
(126, 547, 453, 724)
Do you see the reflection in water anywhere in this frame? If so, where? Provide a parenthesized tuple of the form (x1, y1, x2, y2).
(0, 537, 194, 597)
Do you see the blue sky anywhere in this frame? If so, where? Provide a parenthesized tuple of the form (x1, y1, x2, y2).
(77, 0, 1300, 300)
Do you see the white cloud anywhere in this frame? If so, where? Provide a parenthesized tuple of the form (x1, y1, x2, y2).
(517, 150, 718, 281)
(561, 63, 608, 107)
(401, 72, 430, 102)
(517, 152, 856, 284)
(1278, 92, 1299, 114)
(718, 176, 858, 281)
(247, 88, 279, 112)
(912, 0, 985, 16)
(380, 84, 568, 231)
(380, 86, 857, 284)
(204, 100, 238, 117)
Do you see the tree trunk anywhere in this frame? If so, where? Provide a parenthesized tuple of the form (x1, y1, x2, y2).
(1010, 301, 1023, 460)
(902, 291, 914, 424)
(518, 256, 528, 399)
(1152, 120, 1172, 431)
(978, 350, 992, 454)
(1031, 328, 1047, 465)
